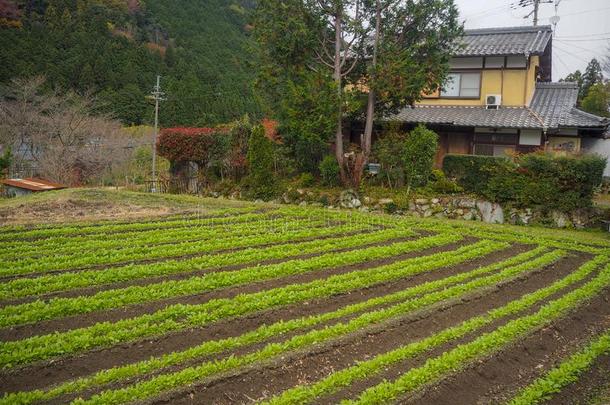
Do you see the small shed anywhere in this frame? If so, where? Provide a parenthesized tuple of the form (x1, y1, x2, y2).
(1, 178, 67, 197)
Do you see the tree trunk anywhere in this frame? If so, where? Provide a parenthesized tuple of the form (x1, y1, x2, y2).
(333, 8, 346, 183)
(362, 0, 382, 159)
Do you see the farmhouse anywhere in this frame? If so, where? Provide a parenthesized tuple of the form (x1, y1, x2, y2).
(359, 25, 609, 167)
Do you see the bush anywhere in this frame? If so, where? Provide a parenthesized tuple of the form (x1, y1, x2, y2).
(428, 169, 463, 194)
(297, 172, 316, 188)
(445, 152, 607, 212)
(246, 125, 278, 200)
(484, 153, 606, 212)
(374, 124, 438, 191)
(374, 129, 407, 188)
(319, 155, 340, 187)
(0, 148, 11, 178)
(402, 125, 438, 192)
(442, 154, 510, 194)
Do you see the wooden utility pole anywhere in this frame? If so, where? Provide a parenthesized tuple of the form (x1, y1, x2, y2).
(515, 0, 554, 26)
(149, 75, 165, 193)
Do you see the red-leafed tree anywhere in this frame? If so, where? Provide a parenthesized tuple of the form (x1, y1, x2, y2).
(0, 0, 21, 27)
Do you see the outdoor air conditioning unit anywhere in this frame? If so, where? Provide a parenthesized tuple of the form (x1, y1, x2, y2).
(486, 94, 502, 109)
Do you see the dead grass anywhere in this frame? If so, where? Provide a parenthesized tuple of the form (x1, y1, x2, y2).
(0, 188, 254, 226)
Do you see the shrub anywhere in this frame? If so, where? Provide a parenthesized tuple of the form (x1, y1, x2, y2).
(442, 154, 510, 194)
(429, 169, 463, 194)
(0, 148, 11, 178)
(374, 128, 407, 188)
(375, 124, 438, 192)
(156, 127, 230, 185)
(246, 125, 278, 199)
(402, 125, 438, 193)
(319, 155, 340, 187)
(484, 153, 606, 212)
(297, 172, 315, 188)
(445, 152, 607, 212)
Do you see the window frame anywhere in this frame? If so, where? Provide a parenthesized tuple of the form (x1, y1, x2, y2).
(473, 132, 519, 157)
(439, 71, 482, 100)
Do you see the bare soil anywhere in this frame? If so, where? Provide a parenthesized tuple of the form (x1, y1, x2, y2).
(0, 240, 524, 393)
(142, 253, 588, 404)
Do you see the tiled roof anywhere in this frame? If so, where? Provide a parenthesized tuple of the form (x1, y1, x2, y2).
(391, 82, 608, 130)
(530, 82, 607, 128)
(456, 25, 553, 57)
(391, 105, 542, 129)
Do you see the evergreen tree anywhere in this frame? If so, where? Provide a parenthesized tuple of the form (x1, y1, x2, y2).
(581, 83, 610, 118)
(246, 125, 277, 199)
(0, 0, 263, 126)
(582, 58, 604, 101)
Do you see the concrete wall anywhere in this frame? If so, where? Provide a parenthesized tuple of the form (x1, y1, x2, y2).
(582, 137, 610, 177)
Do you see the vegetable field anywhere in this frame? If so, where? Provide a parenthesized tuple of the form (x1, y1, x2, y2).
(0, 203, 609, 404)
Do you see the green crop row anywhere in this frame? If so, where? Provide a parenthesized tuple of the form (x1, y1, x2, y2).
(0, 228, 414, 300)
(411, 218, 610, 254)
(0, 217, 342, 274)
(261, 254, 606, 405)
(0, 209, 247, 235)
(344, 260, 610, 404)
(0, 213, 318, 261)
(67, 247, 565, 404)
(0, 220, 378, 278)
(0, 207, 263, 242)
(0, 247, 550, 404)
(507, 328, 610, 405)
(0, 232, 460, 327)
(0, 240, 504, 369)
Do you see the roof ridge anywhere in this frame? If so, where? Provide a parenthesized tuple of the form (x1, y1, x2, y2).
(536, 82, 579, 89)
(464, 25, 552, 36)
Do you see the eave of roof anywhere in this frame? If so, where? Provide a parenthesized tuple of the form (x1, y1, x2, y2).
(390, 81, 609, 132)
(455, 25, 553, 57)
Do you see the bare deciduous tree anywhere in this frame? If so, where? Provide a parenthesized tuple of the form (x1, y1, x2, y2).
(0, 77, 133, 185)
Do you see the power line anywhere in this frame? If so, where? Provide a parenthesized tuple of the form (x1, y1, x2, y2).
(553, 51, 573, 77)
(554, 37, 610, 42)
(543, 6, 610, 19)
(555, 31, 610, 38)
(555, 39, 605, 55)
(554, 44, 589, 61)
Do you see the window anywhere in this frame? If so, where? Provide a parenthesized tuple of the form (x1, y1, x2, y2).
(473, 132, 518, 157)
(440, 72, 481, 98)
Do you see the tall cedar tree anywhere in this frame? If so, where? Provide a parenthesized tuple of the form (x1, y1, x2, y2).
(255, 0, 461, 184)
(362, 0, 462, 161)
(255, 0, 371, 182)
(563, 58, 605, 104)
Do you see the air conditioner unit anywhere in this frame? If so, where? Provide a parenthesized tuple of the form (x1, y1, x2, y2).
(486, 94, 502, 109)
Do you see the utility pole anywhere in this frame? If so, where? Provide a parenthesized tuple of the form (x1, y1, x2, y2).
(515, 0, 553, 26)
(149, 75, 166, 193)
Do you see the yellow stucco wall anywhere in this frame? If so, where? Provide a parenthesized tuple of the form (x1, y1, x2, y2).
(419, 56, 540, 107)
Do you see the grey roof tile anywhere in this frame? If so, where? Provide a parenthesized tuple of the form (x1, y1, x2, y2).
(390, 82, 608, 130)
(391, 105, 542, 129)
(530, 82, 607, 128)
(456, 25, 553, 57)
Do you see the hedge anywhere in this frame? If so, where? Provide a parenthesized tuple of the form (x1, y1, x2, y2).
(443, 153, 607, 212)
(442, 154, 510, 194)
